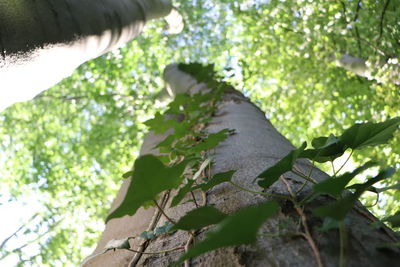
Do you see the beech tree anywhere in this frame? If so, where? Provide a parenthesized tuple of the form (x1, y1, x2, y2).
(83, 63, 400, 266)
(1, 1, 399, 266)
(0, 0, 178, 110)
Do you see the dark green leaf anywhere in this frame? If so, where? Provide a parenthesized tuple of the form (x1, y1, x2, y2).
(106, 155, 187, 222)
(300, 142, 345, 163)
(122, 170, 134, 179)
(194, 170, 236, 192)
(311, 134, 339, 149)
(314, 168, 395, 220)
(339, 118, 400, 150)
(384, 212, 400, 227)
(170, 180, 195, 207)
(175, 201, 278, 264)
(313, 162, 377, 197)
(376, 183, 400, 193)
(257, 142, 307, 188)
(170, 206, 227, 231)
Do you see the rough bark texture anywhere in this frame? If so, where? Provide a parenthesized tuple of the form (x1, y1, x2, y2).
(88, 64, 399, 267)
(0, 0, 172, 109)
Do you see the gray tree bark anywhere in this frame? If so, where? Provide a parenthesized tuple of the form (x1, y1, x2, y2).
(86, 64, 399, 266)
(336, 54, 400, 86)
(0, 0, 172, 110)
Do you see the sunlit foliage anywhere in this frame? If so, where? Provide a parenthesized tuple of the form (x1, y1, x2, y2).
(0, 0, 398, 265)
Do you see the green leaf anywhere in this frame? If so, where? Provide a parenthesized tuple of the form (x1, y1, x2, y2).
(170, 180, 195, 207)
(106, 155, 187, 222)
(144, 113, 177, 134)
(314, 168, 395, 220)
(170, 206, 227, 231)
(257, 142, 307, 188)
(300, 142, 345, 163)
(194, 170, 236, 192)
(311, 134, 339, 149)
(191, 129, 231, 153)
(376, 183, 400, 193)
(313, 162, 377, 197)
(154, 221, 174, 235)
(175, 201, 279, 264)
(139, 231, 156, 239)
(339, 117, 400, 150)
(105, 238, 131, 250)
(122, 170, 134, 179)
(384, 212, 400, 227)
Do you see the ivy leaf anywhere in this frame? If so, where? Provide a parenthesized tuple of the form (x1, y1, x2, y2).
(191, 129, 231, 153)
(314, 168, 395, 220)
(175, 201, 278, 265)
(145, 113, 177, 134)
(376, 183, 400, 193)
(257, 142, 307, 188)
(170, 206, 227, 231)
(339, 117, 400, 150)
(313, 162, 377, 197)
(139, 231, 156, 240)
(104, 238, 131, 250)
(154, 221, 174, 235)
(106, 155, 187, 222)
(194, 170, 236, 192)
(311, 134, 339, 149)
(170, 180, 195, 207)
(300, 142, 345, 163)
(384, 211, 400, 227)
(122, 170, 134, 179)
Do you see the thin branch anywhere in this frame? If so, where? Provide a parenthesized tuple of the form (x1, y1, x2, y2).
(153, 199, 176, 224)
(353, 0, 363, 56)
(229, 181, 292, 200)
(281, 177, 324, 267)
(0, 213, 39, 250)
(377, 0, 391, 46)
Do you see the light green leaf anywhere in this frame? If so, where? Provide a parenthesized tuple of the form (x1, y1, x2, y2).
(191, 129, 231, 153)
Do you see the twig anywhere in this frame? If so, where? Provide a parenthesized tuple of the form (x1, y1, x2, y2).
(353, 0, 363, 56)
(281, 177, 324, 267)
(229, 181, 292, 200)
(377, 0, 391, 46)
(153, 199, 176, 224)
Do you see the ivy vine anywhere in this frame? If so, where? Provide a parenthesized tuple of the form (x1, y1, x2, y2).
(85, 63, 400, 267)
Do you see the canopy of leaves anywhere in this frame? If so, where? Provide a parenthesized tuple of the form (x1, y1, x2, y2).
(0, 0, 398, 266)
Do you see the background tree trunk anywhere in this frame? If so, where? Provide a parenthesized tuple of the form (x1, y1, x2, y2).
(336, 54, 400, 86)
(86, 64, 399, 267)
(0, 0, 172, 108)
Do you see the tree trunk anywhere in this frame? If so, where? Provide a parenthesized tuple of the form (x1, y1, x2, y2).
(86, 64, 399, 267)
(0, 0, 172, 109)
(336, 54, 400, 86)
